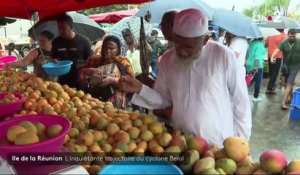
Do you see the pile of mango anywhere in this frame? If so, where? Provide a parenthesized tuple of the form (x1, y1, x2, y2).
(0, 69, 300, 175)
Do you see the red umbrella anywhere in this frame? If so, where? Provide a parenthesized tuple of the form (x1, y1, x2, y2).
(89, 9, 138, 23)
(0, 0, 149, 19)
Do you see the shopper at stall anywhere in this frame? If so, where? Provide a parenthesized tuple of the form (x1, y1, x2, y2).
(265, 29, 287, 93)
(79, 35, 134, 109)
(270, 29, 300, 110)
(159, 10, 179, 52)
(148, 29, 165, 74)
(118, 8, 252, 147)
(52, 14, 93, 89)
(246, 38, 267, 102)
(6, 31, 54, 79)
(225, 32, 249, 73)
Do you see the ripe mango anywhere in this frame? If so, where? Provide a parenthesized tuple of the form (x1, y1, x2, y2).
(106, 123, 120, 136)
(34, 122, 46, 136)
(142, 115, 155, 125)
(96, 118, 109, 131)
(20, 121, 37, 134)
(158, 133, 172, 147)
(170, 135, 187, 152)
(68, 128, 80, 138)
(6, 125, 27, 142)
(116, 142, 129, 153)
(179, 149, 200, 173)
(133, 119, 143, 127)
(140, 130, 154, 142)
(164, 146, 181, 157)
(114, 131, 130, 144)
(15, 131, 39, 145)
(47, 124, 63, 138)
(236, 163, 254, 175)
(286, 160, 300, 173)
(252, 169, 268, 175)
(193, 157, 215, 174)
(224, 136, 250, 162)
(215, 158, 237, 175)
(128, 127, 140, 139)
(120, 120, 132, 131)
(149, 122, 163, 135)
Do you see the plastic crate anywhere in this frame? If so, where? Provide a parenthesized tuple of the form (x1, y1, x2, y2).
(292, 88, 300, 106)
(290, 105, 300, 120)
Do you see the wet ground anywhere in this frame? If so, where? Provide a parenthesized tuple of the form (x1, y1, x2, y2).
(249, 76, 300, 162)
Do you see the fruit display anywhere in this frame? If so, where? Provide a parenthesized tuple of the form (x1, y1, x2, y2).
(1, 69, 300, 175)
(3, 120, 63, 145)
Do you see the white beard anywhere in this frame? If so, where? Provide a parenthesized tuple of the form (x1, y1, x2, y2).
(173, 50, 202, 70)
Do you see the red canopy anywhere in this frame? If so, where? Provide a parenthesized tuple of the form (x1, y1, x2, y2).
(89, 9, 138, 23)
(0, 0, 149, 20)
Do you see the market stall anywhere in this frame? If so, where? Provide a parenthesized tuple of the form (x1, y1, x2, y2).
(0, 68, 299, 175)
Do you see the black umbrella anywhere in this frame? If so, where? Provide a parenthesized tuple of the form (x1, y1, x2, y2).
(28, 12, 105, 42)
(0, 17, 16, 26)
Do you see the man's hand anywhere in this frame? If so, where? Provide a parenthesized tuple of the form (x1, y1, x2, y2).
(253, 66, 258, 72)
(271, 57, 276, 64)
(117, 75, 143, 94)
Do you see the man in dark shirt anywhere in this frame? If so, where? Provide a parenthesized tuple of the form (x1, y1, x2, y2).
(271, 29, 300, 109)
(52, 14, 92, 89)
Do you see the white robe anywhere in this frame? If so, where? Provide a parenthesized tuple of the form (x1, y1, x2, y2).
(132, 41, 252, 147)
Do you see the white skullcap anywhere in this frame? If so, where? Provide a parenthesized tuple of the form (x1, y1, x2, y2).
(173, 8, 208, 37)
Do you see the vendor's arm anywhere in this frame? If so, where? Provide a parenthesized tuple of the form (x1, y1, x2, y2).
(226, 50, 252, 140)
(6, 49, 38, 68)
(118, 57, 172, 109)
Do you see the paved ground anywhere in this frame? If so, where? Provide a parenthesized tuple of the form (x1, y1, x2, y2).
(249, 75, 300, 162)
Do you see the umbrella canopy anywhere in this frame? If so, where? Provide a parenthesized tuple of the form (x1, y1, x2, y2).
(212, 9, 262, 38)
(136, 0, 214, 23)
(0, 0, 151, 20)
(257, 16, 300, 29)
(89, 9, 138, 23)
(109, 16, 153, 44)
(28, 12, 105, 42)
(0, 17, 16, 26)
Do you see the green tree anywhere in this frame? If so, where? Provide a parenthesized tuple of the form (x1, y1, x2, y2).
(243, 0, 300, 20)
(78, 4, 143, 16)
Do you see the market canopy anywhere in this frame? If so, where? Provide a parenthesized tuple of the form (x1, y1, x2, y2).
(89, 9, 138, 23)
(0, 0, 151, 20)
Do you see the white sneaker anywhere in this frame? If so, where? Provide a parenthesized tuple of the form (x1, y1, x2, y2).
(252, 97, 262, 102)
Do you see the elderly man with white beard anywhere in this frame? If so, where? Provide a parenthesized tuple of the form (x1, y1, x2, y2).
(117, 8, 252, 147)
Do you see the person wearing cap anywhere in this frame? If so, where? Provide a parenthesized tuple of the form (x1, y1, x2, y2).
(118, 9, 252, 147)
(120, 28, 142, 76)
(52, 14, 93, 89)
(265, 29, 287, 94)
(270, 29, 300, 110)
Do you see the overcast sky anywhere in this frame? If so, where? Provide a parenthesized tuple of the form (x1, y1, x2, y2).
(201, 0, 299, 13)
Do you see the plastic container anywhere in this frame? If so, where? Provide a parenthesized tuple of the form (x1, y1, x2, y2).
(292, 87, 300, 106)
(42, 60, 73, 77)
(0, 114, 71, 160)
(99, 157, 183, 175)
(290, 105, 300, 120)
(0, 92, 24, 119)
(0, 56, 18, 68)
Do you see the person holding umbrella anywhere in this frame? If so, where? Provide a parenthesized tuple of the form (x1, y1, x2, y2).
(118, 8, 252, 147)
(270, 29, 300, 110)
